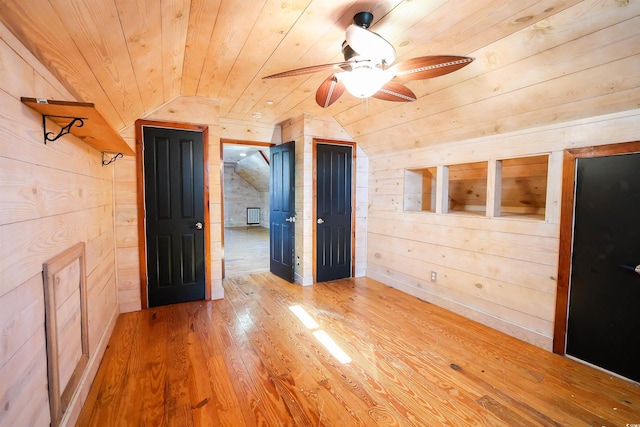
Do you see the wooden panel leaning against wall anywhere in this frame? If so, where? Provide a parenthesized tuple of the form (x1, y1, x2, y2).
(0, 29, 119, 427)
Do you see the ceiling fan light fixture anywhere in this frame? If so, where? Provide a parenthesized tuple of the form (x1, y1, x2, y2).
(338, 66, 393, 98)
(262, 11, 475, 108)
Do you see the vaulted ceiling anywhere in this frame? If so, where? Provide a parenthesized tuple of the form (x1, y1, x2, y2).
(1, 0, 637, 155)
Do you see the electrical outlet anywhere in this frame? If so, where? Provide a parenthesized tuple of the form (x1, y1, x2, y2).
(431, 271, 437, 282)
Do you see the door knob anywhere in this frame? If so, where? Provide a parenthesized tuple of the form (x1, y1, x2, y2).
(194, 222, 203, 230)
(285, 216, 295, 222)
(317, 218, 324, 224)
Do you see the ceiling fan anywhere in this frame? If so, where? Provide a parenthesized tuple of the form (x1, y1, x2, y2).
(263, 12, 474, 108)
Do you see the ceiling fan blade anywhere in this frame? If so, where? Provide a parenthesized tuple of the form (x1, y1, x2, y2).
(263, 62, 352, 79)
(372, 82, 417, 102)
(316, 75, 346, 108)
(391, 55, 474, 81)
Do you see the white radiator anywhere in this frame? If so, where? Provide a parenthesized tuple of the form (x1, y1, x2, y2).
(247, 207, 260, 225)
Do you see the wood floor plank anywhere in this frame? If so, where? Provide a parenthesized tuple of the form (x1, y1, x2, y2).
(248, 275, 462, 426)
(321, 280, 612, 425)
(224, 227, 269, 277)
(140, 307, 169, 427)
(165, 305, 192, 422)
(80, 312, 141, 426)
(77, 273, 640, 426)
(74, 314, 134, 426)
(108, 309, 152, 427)
(211, 297, 298, 426)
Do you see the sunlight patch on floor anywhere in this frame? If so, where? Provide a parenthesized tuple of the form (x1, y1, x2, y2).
(289, 304, 351, 364)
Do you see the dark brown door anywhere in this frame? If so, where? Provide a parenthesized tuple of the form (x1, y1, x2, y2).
(567, 152, 640, 382)
(270, 141, 295, 282)
(316, 143, 352, 282)
(143, 127, 206, 307)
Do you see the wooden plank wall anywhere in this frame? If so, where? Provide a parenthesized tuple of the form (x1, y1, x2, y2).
(338, 0, 640, 155)
(365, 109, 640, 350)
(0, 23, 119, 427)
(233, 154, 270, 228)
(113, 155, 140, 312)
(117, 97, 224, 307)
(281, 113, 367, 285)
(223, 164, 263, 228)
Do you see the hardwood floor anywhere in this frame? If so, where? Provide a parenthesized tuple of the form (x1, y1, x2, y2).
(224, 226, 269, 277)
(76, 274, 640, 426)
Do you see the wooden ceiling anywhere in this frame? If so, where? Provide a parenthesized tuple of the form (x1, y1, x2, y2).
(1, 0, 638, 154)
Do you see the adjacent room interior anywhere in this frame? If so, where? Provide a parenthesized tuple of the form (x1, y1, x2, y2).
(222, 142, 271, 277)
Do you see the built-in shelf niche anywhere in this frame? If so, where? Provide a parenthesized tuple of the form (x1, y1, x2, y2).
(403, 155, 549, 221)
(404, 167, 437, 212)
(495, 154, 548, 220)
(446, 161, 488, 215)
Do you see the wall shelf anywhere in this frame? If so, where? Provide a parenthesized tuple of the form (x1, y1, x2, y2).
(403, 155, 550, 221)
(21, 97, 134, 157)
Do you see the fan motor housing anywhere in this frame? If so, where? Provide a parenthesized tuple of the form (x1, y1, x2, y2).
(353, 12, 373, 28)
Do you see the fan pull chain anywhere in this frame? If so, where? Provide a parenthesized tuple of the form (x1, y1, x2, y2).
(361, 97, 369, 115)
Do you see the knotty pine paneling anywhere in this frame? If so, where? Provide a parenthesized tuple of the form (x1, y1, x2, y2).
(161, 0, 191, 101)
(280, 114, 366, 285)
(0, 29, 119, 427)
(337, 0, 636, 144)
(0, 156, 112, 224)
(115, 96, 226, 307)
(354, 145, 369, 278)
(365, 109, 640, 350)
(87, 250, 117, 356)
(216, 0, 310, 117)
(195, 0, 266, 99)
(180, 0, 222, 96)
(0, 3, 124, 130)
(113, 0, 164, 112)
(113, 156, 140, 313)
(0, 23, 73, 102)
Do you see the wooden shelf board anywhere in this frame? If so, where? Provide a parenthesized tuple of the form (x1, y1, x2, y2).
(21, 98, 134, 156)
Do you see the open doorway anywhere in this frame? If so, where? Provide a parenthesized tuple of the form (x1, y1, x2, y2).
(222, 140, 273, 277)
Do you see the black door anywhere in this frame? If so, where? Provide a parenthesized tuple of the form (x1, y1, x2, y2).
(316, 144, 352, 282)
(270, 141, 295, 282)
(567, 153, 640, 382)
(143, 127, 206, 307)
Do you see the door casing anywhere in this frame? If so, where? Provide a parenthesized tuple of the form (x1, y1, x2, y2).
(136, 120, 212, 309)
(312, 139, 356, 282)
(554, 139, 640, 354)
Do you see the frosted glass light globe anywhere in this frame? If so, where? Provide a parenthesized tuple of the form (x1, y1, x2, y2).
(338, 67, 393, 98)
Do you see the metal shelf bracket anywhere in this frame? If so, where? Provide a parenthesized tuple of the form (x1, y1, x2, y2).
(102, 152, 124, 166)
(42, 114, 86, 144)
